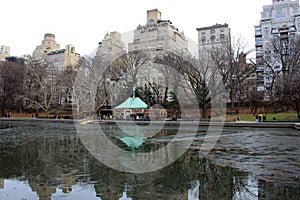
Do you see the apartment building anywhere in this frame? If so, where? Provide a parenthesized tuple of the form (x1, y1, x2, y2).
(95, 31, 125, 67)
(0, 45, 10, 61)
(255, 0, 300, 100)
(196, 23, 231, 52)
(32, 33, 60, 61)
(128, 9, 190, 87)
(47, 44, 81, 71)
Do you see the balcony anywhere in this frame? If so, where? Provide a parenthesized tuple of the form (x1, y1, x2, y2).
(256, 66, 264, 72)
(255, 32, 262, 37)
(256, 50, 263, 57)
(255, 42, 263, 47)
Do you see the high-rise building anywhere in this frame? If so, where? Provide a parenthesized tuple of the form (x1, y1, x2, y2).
(196, 23, 231, 102)
(196, 23, 257, 104)
(32, 33, 60, 60)
(196, 23, 231, 52)
(46, 44, 81, 71)
(255, 0, 300, 100)
(0, 45, 10, 61)
(96, 31, 125, 67)
(128, 9, 190, 87)
(32, 33, 80, 70)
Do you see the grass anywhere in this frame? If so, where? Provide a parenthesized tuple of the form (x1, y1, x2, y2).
(227, 112, 299, 122)
(6, 110, 300, 122)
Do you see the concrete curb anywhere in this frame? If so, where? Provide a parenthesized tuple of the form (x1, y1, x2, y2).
(1, 118, 299, 129)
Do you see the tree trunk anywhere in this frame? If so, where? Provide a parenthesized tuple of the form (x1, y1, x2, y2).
(46, 108, 49, 118)
(164, 87, 168, 105)
(230, 89, 234, 108)
(201, 104, 207, 119)
(1, 98, 7, 115)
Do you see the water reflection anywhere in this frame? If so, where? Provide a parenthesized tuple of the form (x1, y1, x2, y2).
(0, 179, 39, 200)
(233, 175, 258, 200)
(188, 180, 199, 200)
(0, 121, 299, 199)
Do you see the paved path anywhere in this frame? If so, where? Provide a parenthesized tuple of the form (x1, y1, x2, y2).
(1, 117, 299, 129)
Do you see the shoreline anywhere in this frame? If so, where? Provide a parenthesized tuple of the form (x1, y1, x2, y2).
(1, 117, 299, 129)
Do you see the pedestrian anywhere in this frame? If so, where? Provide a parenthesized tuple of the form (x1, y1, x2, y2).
(255, 115, 259, 123)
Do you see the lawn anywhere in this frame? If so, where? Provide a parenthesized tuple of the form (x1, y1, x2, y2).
(226, 112, 299, 122)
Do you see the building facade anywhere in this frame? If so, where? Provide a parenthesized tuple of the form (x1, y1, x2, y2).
(196, 23, 231, 103)
(46, 44, 80, 71)
(32, 33, 80, 70)
(196, 23, 231, 52)
(96, 31, 125, 67)
(128, 9, 190, 87)
(0, 45, 10, 61)
(32, 33, 60, 61)
(255, 0, 300, 100)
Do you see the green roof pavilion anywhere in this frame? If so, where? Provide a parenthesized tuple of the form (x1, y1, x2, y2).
(115, 96, 148, 109)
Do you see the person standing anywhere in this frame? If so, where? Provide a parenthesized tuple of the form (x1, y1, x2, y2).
(255, 115, 259, 123)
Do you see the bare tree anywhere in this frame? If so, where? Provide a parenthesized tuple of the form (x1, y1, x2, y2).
(108, 50, 150, 104)
(269, 37, 300, 119)
(23, 60, 58, 118)
(271, 36, 300, 103)
(55, 66, 78, 109)
(0, 60, 24, 115)
(212, 36, 255, 110)
(113, 50, 149, 85)
(72, 56, 110, 118)
(154, 52, 223, 118)
(136, 84, 155, 106)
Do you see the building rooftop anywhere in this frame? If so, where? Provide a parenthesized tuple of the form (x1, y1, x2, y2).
(48, 49, 66, 55)
(196, 23, 228, 31)
(115, 97, 148, 109)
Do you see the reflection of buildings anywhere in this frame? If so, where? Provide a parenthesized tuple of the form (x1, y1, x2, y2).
(233, 175, 258, 200)
(60, 173, 75, 194)
(255, 0, 300, 100)
(188, 180, 199, 200)
(1, 122, 298, 199)
(29, 180, 56, 200)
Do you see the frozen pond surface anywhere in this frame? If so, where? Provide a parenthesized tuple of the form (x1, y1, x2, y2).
(0, 120, 299, 199)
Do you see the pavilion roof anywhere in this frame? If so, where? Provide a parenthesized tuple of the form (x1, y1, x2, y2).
(115, 97, 148, 109)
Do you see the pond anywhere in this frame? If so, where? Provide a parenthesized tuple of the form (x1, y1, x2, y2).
(0, 120, 299, 199)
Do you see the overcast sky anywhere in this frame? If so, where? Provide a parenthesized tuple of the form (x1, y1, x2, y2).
(0, 0, 271, 58)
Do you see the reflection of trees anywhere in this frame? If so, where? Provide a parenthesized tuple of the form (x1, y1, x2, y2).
(0, 122, 90, 199)
(0, 122, 299, 199)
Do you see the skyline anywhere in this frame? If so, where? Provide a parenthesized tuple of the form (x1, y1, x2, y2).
(1, 0, 271, 58)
